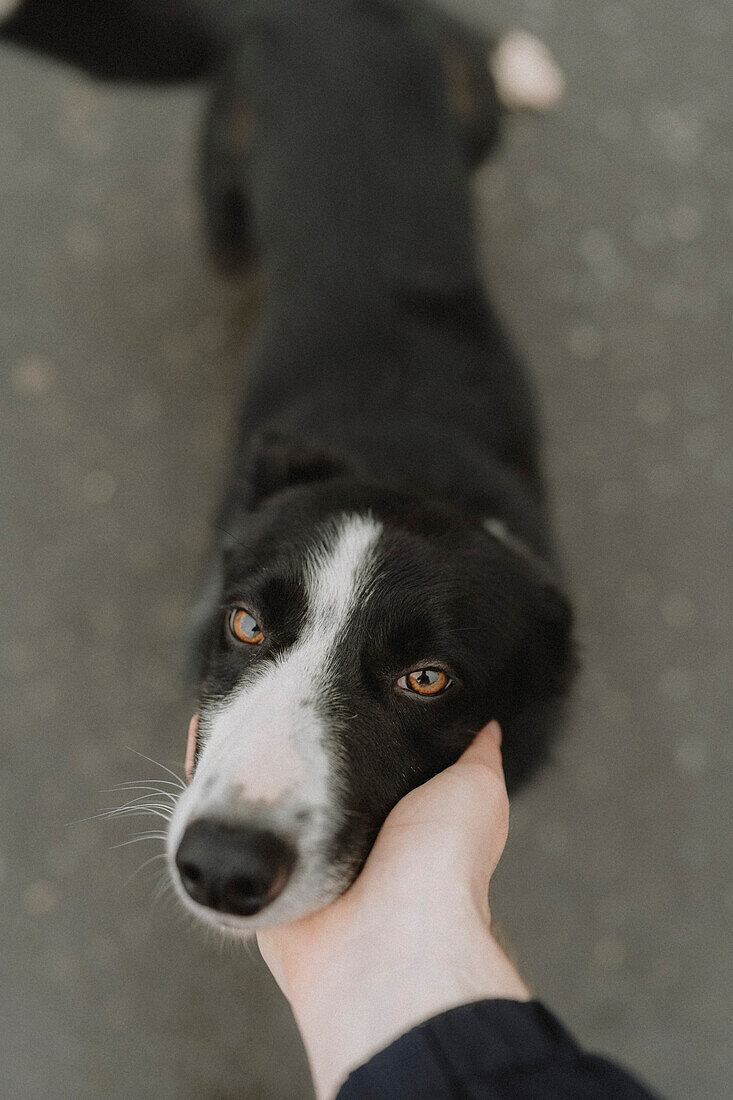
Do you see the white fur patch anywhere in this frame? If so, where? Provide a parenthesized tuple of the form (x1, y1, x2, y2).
(167, 513, 383, 930)
(490, 31, 566, 112)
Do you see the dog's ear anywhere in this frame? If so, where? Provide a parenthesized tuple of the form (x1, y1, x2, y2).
(507, 555, 574, 710)
(246, 430, 352, 507)
(482, 526, 575, 792)
(182, 553, 224, 686)
(481, 519, 575, 714)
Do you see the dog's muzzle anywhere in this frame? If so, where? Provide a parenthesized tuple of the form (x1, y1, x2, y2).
(175, 818, 297, 917)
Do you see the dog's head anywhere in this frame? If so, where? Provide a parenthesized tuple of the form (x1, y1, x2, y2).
(167, 433, 573, 933)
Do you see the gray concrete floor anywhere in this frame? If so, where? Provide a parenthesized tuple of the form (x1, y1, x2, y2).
(1, 2, 731, 1098)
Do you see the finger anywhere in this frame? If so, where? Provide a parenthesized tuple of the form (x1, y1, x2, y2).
(450, 721, 509, 868)
(458, 720, 505, 781)
(384, 719, 506, 832)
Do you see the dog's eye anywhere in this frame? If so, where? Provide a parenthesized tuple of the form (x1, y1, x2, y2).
(228, 607, 264, 645)
(398, 668, 452, 697)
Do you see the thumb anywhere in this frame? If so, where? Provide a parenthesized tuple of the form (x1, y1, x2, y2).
(442, 720, 509, 874)
(352, 721, 510, 914)
(455, 719, 506, 790)
(461, 718, 503, 763)
(388, 720, 506, 828)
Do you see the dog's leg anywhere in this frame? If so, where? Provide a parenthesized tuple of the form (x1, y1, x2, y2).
(200, 3, 500, 280)
(0, 0, 223, 82)
(489, 30, 566, 114)
(191, 5, 563, 276)
(438, 18, 503, 169)
(201, 68, 260, 276)
(1, 0, 262, 272)
(438, 19, 565, 167)
(389, 7, 566, 170)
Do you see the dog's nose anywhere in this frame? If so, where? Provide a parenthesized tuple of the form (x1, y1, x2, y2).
(175, 819, 296, 917)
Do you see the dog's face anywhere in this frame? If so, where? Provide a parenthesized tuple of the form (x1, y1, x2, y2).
(167, 441, 572, 933)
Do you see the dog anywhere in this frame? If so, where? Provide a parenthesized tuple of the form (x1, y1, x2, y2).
(3, 0, 573, 933)
(170, 0, 575, 932)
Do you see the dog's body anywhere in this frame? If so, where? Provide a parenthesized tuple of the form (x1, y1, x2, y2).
(170, 1, 574, 931)
(3, 0, 574, 931)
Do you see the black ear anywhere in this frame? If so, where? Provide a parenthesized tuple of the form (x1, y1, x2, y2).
(246, 430, 352, 508)
(482, 520, 575, 713)
(478, 524, 575, 791)
(182, 552, 224, 686)
(509, 556, 575, 709)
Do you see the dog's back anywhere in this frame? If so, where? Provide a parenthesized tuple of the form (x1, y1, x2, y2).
(209, 0, 552, 557)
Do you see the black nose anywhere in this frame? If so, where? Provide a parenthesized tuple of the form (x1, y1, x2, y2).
(175, 819, 296, 917)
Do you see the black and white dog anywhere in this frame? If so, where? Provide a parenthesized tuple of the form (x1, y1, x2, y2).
(3, 0, 573, 932)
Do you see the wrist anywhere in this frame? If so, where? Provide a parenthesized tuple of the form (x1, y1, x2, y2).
(291, 917, 529, 1099)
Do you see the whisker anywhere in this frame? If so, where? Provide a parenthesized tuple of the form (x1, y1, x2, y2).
(213, 521, 249, 554)
(111, 778, 183, 789)
(103, 791, 177, 807)
(105, 807, 173, 823)
(242, 937, 259, 964)
(69, 797, 167, 825)
(106, 782, 180, 796)
(93, 800, 173, 821)
(152, 874, 175, 906)
(112, 776, 183, 786)
(124, 852, 168, 888)
(124, 748, 186, 789)
(112, 831, 168, 850)
(105, 793, 173, 810)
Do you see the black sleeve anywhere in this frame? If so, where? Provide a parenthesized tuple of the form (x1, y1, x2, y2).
(0, 0, 234, 82)
(336, 999, 661, 1099)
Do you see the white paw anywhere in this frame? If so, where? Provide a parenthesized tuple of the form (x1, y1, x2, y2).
(490, 31, 566, 112)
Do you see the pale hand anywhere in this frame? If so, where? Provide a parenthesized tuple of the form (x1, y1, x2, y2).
(258, 721, 530, 1099)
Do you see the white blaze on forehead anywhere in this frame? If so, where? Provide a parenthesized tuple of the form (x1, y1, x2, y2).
(304, 512, 384, 638)
(191, 513, 383, 810)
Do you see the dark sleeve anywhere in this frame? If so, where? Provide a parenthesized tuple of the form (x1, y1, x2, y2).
(0, 0, 233, 82)
(336, 999, 661, 1100)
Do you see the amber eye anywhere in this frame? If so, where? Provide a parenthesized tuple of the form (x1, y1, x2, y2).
(398, 668, 452, 697)
(228, 607, 264, 645)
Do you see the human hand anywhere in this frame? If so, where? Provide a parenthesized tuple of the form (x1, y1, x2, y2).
(257, 720, 530, 1099)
